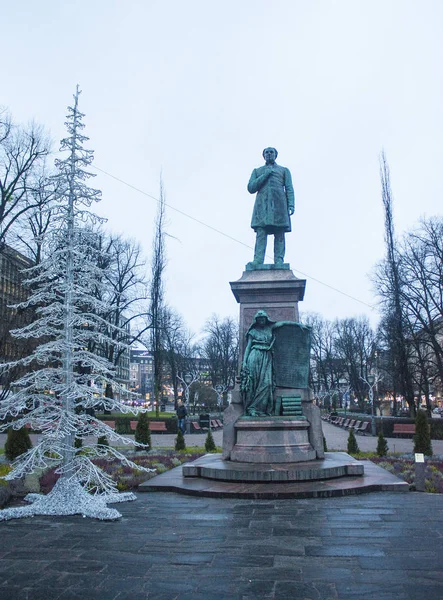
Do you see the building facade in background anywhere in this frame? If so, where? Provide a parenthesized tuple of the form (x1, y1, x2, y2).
(130, 349, 154, 401)
(0, 244, 34, 363)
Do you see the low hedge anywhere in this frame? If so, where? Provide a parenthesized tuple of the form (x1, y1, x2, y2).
(375, 417, 443, 440)
(329, 415, 443, 439)
(96, 414, 178, 434)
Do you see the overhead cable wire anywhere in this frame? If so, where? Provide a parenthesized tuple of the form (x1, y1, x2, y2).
(92, 164, 376, 310)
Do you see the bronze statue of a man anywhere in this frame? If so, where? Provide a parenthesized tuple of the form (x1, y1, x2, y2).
(247, 147, 294, 266)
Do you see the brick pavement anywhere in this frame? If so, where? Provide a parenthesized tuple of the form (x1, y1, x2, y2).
(1, 423, 443, 598)
(0, 491, 442, 599)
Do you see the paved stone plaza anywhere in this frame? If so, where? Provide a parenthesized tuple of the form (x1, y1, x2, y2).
(1, 422, 443, 598)
(0, 491, 442, 599)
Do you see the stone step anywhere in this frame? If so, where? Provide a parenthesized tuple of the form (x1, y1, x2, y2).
(182, 452, 364, 482)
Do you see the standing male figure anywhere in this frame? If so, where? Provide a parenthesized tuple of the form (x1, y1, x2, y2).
(247, 147, 295, 266)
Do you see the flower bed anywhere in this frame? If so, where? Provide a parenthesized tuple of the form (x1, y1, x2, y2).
(39, 450, 205, 494)
(370, 457, 443, 493)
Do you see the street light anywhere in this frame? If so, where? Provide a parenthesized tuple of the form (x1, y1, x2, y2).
(214, 384, 225, 417)
(177, 372, 198, 435)
(367, 374, 376, 436)
(183, 373, 193, 434)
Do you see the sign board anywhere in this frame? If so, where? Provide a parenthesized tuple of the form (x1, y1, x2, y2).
(273, 324, 311, 388)
(415, 453, 425, 463)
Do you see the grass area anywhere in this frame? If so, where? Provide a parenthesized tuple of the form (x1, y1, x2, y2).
(175, 446, 222, 454)
(0, 463, 12, 485)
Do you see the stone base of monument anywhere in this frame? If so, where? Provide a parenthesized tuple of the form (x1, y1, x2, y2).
(139, 452, 410, 498)
(222, 386, 325, 462)
(182, 452, 363, 481)
(230, 417, 316, 463)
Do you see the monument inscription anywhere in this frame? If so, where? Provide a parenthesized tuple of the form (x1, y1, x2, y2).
(273, 324, 311, 388)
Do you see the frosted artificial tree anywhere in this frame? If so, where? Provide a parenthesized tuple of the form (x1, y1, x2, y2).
(0, 87, 152, 521)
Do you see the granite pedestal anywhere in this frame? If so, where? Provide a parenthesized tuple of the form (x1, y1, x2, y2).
(230, 417, 316, 463)
(224, 266, 324, 463)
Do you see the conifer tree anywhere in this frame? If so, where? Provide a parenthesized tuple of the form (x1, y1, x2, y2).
(4, 427, 33, 461)
(376, 430, 389, 457)
(347, 429, 360, 455)
(205, 429, 216, 452)
(414, 410, 433, 456)
(135, 413, 151, 451)
(0, 87, 152, 521)
(175, 429, 186, 451)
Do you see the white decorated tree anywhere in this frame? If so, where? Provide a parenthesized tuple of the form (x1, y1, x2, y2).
(0, 87, 152, 521)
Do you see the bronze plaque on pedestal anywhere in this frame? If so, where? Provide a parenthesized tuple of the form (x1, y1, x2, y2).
(273, 325, 311, 388)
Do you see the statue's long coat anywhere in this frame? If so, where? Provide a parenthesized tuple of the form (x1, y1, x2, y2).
(248, 163, 295, 234)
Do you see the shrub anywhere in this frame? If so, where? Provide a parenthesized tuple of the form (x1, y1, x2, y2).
(376, 430, 389, 457)
(205, 429, 216, 452)
(0, 463, 12, 485)
(323, 436, 328, 452)
(135, 412, 151, 451)
(414, 410, 433, 456)
(347, 429, 360, 455)
(115, 417, 131, 434)
(5, 427, 32, 461)
(74, 437, 83, 449)
(97, 435, 109, 446)
(175, 429, 186, 451)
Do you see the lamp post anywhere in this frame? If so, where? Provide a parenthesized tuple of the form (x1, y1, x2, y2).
(214, 384, 225, 418)
(183, 372, 193, 434)
(177, 372, 198, 434)
(368, 374, 376, 436)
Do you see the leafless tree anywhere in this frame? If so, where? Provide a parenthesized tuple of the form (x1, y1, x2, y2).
(149, 178, 167, 416)
(162, 307, 197, 407)
(11, 166, 58, 265)
(397, 217, 443, 413)
(304, 313, 346, 397)
(0, 111, 51, 245)
(201, 314, 238, 391)
(334, 316, 377, 408)
(373, 152, 415, 414)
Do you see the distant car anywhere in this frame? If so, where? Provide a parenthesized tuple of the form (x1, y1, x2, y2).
(433, 407, 443, 415)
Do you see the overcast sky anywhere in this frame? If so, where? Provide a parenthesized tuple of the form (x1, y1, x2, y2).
(2, 0, 442, 335)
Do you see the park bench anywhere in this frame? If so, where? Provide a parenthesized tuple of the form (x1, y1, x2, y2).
(345, 419, 356, 429)
(148, 421, 168, 432)
(216, 419, 223, 428)
(355, 422, 370, 435)
(128, 420, 167, 432)
(352, 420, 362, 431)
(191, 421, 202, 432)
(210, 420, 219, 429)
(342, 418, 350, 428)
(336, 417, 344, 426)
(393, 423, 416, 437)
